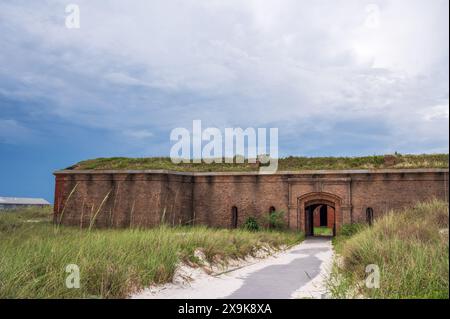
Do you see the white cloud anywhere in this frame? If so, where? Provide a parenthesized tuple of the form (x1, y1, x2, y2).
(104, 72, 150, 87)
(123, 129, 153, 139)
(420, 102, 450, 121)
(0, 0, 448, 154)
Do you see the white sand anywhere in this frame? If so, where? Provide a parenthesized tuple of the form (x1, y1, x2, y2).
(131, 239, 333, 299)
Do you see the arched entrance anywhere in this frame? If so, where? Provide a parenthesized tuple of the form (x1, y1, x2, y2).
(297, 192, 342, 236)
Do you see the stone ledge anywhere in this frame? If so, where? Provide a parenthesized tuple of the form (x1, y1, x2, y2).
(54, 168, 449, 176)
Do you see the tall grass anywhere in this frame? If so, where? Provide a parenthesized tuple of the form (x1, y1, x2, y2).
(0, 207, 303, 298)
(329, 200, 449, 299)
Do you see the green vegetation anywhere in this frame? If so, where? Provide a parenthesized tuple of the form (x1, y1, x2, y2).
(0, 207, 303, 298)
(67, 154, 448, 171)
(329, 200, 449, 299)
(337, 223, 366, 237)
(242, 212, 288, 232)
(243, 217, 260, 232)
(264, 211, 287, 230)
(332, 223, 366, 251)
(313, 226, 333, 236)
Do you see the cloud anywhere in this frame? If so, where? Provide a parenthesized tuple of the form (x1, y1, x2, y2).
(420, 102, 450, 121)
(104, 72, 151, 87)
(0, 0, 448, 155)
(123, 129, 153, 139)
(0, 119, 35, 144)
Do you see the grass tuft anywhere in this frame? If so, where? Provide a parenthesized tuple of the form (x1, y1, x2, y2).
(329, 199, 449, 299)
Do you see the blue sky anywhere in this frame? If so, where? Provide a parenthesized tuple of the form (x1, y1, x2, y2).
(0, 0, 449, 202)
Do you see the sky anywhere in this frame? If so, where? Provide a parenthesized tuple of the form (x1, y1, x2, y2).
(0, 0, 449, 202)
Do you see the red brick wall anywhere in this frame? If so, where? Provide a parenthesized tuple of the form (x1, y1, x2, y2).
(54, 172, 194, 228)
(312, 205, 335, 229)
(192, 175, 289, 228)
(313, 206, 321, 228)
(327, 206, 335, 228)
(54, 169, 449, 234)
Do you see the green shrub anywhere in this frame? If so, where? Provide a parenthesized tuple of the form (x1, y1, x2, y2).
(264, 211, 286, 230)
(243, 217, 259, 231)
(339, 223, 365, 237)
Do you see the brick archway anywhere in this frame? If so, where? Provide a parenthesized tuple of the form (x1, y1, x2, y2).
(297, 192, 343, 235)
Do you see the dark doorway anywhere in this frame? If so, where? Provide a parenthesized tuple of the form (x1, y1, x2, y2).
(305, 205, 315, 236)
(319, 205, 328, 226)
(305, 203, 335, 237)
(366, 207, 374, 226)
(231, 206, 238, 228)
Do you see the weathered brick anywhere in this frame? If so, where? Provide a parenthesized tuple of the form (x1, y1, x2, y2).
(53, 169, 449, 235)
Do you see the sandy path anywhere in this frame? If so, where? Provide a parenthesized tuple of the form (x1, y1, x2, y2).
(132, 237, 333, 299)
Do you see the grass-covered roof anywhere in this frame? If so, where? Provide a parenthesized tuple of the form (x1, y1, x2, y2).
(67, 154, 448, 172)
